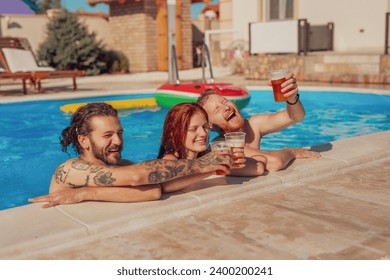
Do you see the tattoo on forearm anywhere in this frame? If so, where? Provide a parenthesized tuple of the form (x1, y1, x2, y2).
(198, 153, 223, 168)
(143, 159, 199, 183)
(93, 171, 116, 186)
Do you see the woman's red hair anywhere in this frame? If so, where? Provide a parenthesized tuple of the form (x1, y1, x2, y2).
(157, 102, 209, 159)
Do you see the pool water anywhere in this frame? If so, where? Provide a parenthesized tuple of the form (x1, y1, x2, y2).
(0, 90, 389, 210)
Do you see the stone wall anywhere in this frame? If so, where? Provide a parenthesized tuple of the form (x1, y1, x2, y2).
(242, 54, 390, 84)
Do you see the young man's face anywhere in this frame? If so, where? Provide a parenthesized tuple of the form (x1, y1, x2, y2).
(86, 116, 124, 165)
(201, 94, 244, 133)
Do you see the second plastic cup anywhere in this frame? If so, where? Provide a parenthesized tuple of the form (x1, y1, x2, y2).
(269, 68, 289, 102)
(224, 132, 246, 164)
(210, 140, 233, 175)
(210, 140, 232, 151)
(224, 132, 246, 148)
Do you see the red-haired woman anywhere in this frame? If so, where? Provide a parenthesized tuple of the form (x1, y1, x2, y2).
(158, 102, 210, 160)
(156, 102, 222, 193)
(157, 102, 251, 193)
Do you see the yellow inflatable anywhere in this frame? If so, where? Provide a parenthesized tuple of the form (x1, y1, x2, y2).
(60, 98, 158, 113)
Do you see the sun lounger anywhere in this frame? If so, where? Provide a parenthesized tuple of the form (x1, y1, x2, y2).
(0, 71, 31, 95)
(0, 37, 85, 94)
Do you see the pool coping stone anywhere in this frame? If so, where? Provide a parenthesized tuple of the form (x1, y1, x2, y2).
(0, 130, 389, 259)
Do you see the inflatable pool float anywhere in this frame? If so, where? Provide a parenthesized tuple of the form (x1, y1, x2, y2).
(155, 82, 250, 109)
(60, 97, 157, 113)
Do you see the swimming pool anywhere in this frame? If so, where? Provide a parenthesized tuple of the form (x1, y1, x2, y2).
(0, 89, 389, 210)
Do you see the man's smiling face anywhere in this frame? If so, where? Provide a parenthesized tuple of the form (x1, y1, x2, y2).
(201, 94, 244, 133)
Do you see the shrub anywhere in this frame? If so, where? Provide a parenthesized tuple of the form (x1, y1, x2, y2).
(103, 50, 130, 73)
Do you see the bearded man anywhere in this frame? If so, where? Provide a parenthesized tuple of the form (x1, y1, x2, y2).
(197, 73, 320, 175)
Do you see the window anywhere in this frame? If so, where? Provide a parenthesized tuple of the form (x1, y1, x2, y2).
(266, 0, 294, 21)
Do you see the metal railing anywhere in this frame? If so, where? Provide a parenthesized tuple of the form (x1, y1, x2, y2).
(170, 42, 214, 84)
(298, 19, 309, 55)
(385, 12, 390, 55)
(170, 44, 180, 84)
(298, 19, 334, 55)
(200, 43, 215, 83)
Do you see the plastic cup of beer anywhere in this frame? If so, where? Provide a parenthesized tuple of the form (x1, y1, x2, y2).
(210, 140, 232, 151)
(224, 132, 245, 148)
(224, 132, 245, 166)
(210, 140, 233, 175)
(269, 69, 289, 102)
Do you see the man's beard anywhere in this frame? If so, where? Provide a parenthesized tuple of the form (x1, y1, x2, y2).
(221, 115, 245, 133)
(91, 141, 122, 165)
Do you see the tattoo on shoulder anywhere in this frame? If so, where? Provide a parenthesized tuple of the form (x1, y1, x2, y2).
(68, 175, 90, 188)
(90, 166, 105, 173)
(71, 160, 92, 170)
(54, 164, 69, 184)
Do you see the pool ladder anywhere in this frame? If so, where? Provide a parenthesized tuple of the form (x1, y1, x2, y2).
(170, 42, 215, 85)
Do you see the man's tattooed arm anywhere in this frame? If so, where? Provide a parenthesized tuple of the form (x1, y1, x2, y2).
(54, 151, 232, 188)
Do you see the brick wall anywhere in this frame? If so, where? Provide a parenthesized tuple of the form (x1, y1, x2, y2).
(108, 0, 192, 73)
(109, 1, 157, 73)
(180, 0, 192, 70)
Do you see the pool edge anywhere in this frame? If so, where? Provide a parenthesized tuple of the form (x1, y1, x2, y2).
(0, 130, 389, 259)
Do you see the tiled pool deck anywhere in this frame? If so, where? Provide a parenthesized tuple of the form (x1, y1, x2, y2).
(0, 69, 389, 259)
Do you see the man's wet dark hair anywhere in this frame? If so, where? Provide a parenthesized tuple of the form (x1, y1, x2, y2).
(60, 102, 118, 155)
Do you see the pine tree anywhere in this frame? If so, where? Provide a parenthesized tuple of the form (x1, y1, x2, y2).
(38, 11, 106, 75)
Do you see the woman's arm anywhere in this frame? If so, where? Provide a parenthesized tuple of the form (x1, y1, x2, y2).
(158, 154, 215, 193)
(29, 184, 162, 208)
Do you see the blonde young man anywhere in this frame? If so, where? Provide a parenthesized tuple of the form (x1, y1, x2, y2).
(30, 102, 233, 208)
(197, 73, 320, 175)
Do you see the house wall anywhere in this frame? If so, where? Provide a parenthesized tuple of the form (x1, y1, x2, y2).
(0, 0, 193, 73)
(221, 0, 388, 54)
(0, 13, 110, 55)
(298, 0, 387, 53)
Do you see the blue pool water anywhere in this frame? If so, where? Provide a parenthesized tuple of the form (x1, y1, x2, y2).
(0, 90, 389, 210)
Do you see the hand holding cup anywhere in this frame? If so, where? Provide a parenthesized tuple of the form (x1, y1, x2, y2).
(269, 69, 289, 102)
(210, 140, 234, 175)
(224, 132, 246, 168)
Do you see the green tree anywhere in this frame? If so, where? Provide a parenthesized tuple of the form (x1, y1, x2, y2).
(38, 11, 106, 75)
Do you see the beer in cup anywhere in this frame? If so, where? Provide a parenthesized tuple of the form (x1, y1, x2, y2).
(210, 140, 233, 174)
(224, 132, 245, 165)
(210, 140, 232, 151)
(269, 68, 289, 102)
